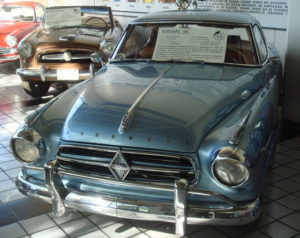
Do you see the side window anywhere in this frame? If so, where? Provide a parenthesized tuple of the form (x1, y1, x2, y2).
(35, 6, 44, 22)
(253, 25, 268, 63)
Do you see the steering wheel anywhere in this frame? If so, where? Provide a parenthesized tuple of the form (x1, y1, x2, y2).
(228, 49, 249, 64)
(83, 17, 108, 28)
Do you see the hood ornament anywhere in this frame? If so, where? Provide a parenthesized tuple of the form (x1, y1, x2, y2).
(118, 65, 174, 134)
(109, 150, 130, 180)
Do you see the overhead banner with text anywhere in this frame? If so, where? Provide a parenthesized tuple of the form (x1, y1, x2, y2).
(51, 0, 290, 30)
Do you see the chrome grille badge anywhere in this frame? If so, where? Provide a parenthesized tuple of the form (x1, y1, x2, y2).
(109, 150, 130, 180)
(63, 52, 72, 62)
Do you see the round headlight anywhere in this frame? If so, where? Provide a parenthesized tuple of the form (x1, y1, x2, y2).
(11, 129, 43, 163)
(212, 147, 249, 187)
(100, 40, 116, 55)
(5, 35, 17, 47)
(18, 41, 32, 58)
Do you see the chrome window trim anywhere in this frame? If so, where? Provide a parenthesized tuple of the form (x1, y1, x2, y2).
(111, 22, 261, 67)
(252, 24, 269, 66)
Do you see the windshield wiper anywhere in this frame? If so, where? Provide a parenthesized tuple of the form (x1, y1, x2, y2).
(110, 58, 205, 65)
(49, 25, 101, 30)
(161, 59, 205, 64)
(110, 58, 152, 63)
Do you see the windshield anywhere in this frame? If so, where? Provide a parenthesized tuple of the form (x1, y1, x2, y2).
(44, 7, 112, 30)
(0, 5, 35, 22)
(111, 23, 258, 66)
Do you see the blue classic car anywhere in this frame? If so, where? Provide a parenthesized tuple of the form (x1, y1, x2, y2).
(11, 10, 282, 236)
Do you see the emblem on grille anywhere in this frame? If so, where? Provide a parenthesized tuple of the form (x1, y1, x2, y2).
(63, 52, 72, 61)
(109, 150, 130, 180)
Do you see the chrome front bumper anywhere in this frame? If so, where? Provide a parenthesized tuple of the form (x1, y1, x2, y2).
(16, 64, 95, 81)
(16, 161, 261, 236)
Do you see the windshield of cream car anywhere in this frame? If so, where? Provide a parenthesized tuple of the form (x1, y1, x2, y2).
(0, 5, 35, 22)
(111, 24, 258, 65)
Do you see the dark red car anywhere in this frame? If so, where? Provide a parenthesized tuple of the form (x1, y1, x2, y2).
(0, 1, 44, 63)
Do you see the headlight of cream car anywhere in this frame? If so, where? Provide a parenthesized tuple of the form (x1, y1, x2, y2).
(212, 147, 249, 187)
(5, 35, 17, 47)
(18, 41, 33, 58)
(101, 40, 116, 55)
(11, 129, 44, 163)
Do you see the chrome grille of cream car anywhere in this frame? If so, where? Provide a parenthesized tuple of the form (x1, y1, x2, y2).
(39, 52, 91, 63)
(56, 145, 197, 185)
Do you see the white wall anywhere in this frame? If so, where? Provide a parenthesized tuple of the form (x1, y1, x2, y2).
(282, 0, 300, 122)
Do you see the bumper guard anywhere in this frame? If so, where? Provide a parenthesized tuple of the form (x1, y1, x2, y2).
(16, 160, 261, 237)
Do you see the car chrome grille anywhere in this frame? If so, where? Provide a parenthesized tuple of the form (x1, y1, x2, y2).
(56, 145, 197, 185)
(0, 48, 15, 55)
(39, 52, 91, 63)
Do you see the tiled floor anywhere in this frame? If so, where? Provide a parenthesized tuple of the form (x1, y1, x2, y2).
(0, 62, 299, 238)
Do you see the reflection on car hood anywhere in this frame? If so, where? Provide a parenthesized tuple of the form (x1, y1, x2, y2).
(0, 21, 37, 47)
(0, 21, 36, 35)
(62, 62, 261, 152)
(26, 27, 103, 51)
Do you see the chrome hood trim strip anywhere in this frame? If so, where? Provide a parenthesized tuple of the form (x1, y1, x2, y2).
(229, 110, 252, 145)
(118, 64, 174, 134)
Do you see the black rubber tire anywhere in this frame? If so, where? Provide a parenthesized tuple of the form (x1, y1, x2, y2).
(22, 81, 51, 97)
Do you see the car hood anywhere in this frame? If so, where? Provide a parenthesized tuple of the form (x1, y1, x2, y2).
(61, 62, 261, 152)
(0, 21, 35, 35)
(0, 21, 36, 46)
(26, 27, 103, 51)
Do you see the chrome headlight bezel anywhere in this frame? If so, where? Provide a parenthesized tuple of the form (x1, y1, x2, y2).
(100, 39, 116, 55)
(5, 35, 18, 47)
(212, 147, 250, 187)
(10, 128, 44, 164)
(17, 41, 33, 58)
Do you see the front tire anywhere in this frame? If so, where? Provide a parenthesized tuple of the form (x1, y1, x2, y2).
(22, 81, 51, 97)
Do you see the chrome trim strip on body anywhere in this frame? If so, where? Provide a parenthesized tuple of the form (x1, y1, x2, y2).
(118, 64, 174, 134)
(229, 111, 252, 145)
(16, 171, 261, 230)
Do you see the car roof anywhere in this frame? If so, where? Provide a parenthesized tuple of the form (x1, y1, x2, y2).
(131, 10, 259, 26)
(0, 1, 43, 8)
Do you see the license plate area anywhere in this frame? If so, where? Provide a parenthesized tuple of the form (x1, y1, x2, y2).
(57, 69, 79, 80)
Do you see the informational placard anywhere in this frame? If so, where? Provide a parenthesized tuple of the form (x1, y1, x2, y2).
(152, 27, 228, 63)
(45, 7, 81, 28)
